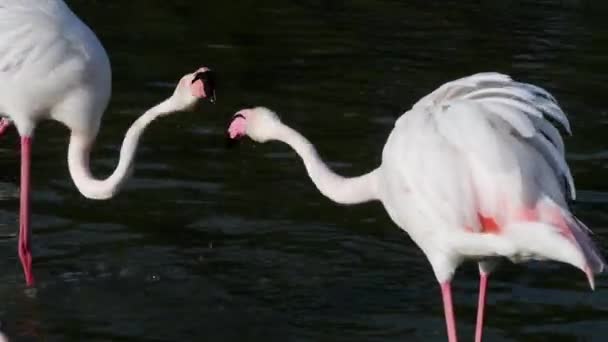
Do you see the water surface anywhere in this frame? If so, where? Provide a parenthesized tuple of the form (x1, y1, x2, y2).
(1, 1, 608, 341)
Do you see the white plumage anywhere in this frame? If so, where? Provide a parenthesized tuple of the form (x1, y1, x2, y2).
(228, 72, 605, 342)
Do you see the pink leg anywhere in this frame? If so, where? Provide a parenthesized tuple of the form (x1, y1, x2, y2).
(0, 118, 12, 137)
(475, 272, 489, 342)
(18, 137, 34, 286)
(440, 282, 458, 342)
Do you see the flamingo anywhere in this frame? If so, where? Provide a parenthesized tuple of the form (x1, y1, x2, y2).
(0, 0, 216, 286)
(226, 72, 606, 341)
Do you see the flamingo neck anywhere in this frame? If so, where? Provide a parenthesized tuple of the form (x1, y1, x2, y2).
(273, 123, 379, 205)
(67, 97, 178, 200)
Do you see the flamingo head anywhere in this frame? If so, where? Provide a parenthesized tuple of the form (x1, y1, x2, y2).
(227, 107, 282, 143)
(172, 67, 216, 111)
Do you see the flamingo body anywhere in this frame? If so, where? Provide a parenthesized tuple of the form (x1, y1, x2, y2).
(379, 73, 603, 284)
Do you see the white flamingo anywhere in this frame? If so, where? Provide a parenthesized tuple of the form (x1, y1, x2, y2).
(0, 0, 216, 286)
(227, 72, 605, 342)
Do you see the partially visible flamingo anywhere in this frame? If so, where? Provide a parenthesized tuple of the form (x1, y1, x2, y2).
(227, 72, 605, 341)
(0, 0, 216, 286)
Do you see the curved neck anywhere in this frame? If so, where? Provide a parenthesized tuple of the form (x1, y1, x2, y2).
(67, 98, 178, 200)
(274, 123, 379, 205)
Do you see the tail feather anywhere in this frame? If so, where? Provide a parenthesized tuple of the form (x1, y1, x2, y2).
(567, 216, 606, 276)
(538, 198, 605, 288)
(503, 200, 605, 290)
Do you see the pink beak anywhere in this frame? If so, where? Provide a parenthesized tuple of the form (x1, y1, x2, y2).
(227, 113, 247, 140)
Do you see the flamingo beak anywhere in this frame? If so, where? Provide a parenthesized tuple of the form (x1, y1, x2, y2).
(192, 70, 216, 103)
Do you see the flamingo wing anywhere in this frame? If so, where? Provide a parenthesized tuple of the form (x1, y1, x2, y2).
(386, 72, 604, 274)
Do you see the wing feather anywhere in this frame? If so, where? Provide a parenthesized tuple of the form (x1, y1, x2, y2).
(478, 102, 536, 138)
(412, 73, 574, 203)
(531, 134, 576, 199)
(531, 117, 565, 155)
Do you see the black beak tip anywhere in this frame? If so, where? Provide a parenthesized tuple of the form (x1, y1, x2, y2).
(192, 70, 217, 103)
(225, 133, 240, 149)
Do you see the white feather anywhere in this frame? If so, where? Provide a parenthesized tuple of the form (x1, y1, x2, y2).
(474, 97, 544, 118)
(479, 102, 537, 137)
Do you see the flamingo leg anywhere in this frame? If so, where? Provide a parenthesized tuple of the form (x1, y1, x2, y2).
(475, 272, 489, 342)
(18, 136, 34, 286)
(440, 282, 458, 342)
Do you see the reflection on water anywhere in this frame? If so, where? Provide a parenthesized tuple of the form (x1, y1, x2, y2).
(0, 0, 607, 341)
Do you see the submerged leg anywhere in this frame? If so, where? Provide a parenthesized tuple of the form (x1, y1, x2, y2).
(18, 136, 34, 286)
(440, 282, 458, 342)
(475, 272, 489, 342)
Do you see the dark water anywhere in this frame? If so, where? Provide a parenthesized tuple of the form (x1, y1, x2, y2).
(1, 0, 608, 341)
